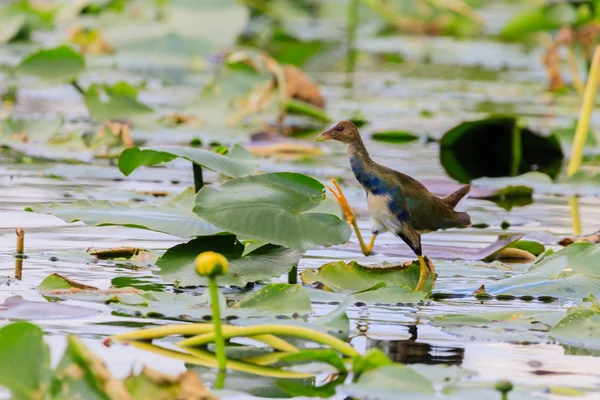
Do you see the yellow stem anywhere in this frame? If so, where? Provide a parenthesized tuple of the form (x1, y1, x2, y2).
(110, 324, 298, 353)
(126, 341, 312, 379)
(569, 196, 582, 236)
(242, 351, 293, 366)
(567, 46, 585, 95)
(177, 324, 359, 358)
(567, 44, 600, 177)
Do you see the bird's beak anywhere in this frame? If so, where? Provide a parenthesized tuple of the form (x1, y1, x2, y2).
(314, 130, 333, 142)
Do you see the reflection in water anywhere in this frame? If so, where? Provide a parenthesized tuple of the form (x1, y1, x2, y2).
(368, 325, 465, 365)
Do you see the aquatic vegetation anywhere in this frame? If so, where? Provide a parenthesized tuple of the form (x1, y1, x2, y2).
(3, 0, 600, 398)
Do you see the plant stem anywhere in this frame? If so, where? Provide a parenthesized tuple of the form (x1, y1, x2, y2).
(128, 341, 312, 379)
(510, 123, 521, 177)
(71, 80, 85, 95)
(193, 163, 204, 192)
(209, 277, 227, 388)
(345, 0, 359, 91)
(111, 324, 298, 352)
(178, 324, 359, 357)
(567, 44, 600, 176)
(287, 265, 298, 284)
(569, 196, 581, 235)
(14, 228, 24, 280)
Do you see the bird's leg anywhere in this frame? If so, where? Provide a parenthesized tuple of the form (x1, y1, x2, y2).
(327, 178, 376, 256)
(415, 255, 435, 292)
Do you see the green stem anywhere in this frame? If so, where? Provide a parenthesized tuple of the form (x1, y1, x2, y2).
(510, 123, 521, 177)
(287, 265, 298, 284)
(209, 277, 227, 386)
(128, 341, 311, 379)
(345, 0, 359, 90)
(71, 81, 85, 95)
(178, 324, 359, 357)
(193, 163, 204, 192)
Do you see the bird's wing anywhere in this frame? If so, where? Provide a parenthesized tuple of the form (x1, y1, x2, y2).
(378, 167, 457, 231)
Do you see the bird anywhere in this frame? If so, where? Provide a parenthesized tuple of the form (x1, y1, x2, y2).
(315, 120, 471, 291)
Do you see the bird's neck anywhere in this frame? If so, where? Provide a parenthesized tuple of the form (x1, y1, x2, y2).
(347, 139, 380, 192)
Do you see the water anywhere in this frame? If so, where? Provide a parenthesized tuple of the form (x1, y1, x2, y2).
(1, 1, 600, 398)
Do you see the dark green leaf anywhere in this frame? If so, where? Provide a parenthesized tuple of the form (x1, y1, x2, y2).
(17, 45, 85, 83)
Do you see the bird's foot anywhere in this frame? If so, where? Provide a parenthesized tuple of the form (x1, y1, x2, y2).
(415, 255, 436, 292)
(326, 177, 356, 225)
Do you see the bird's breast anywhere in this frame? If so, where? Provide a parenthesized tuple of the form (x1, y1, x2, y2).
(367, 192, 395, 226)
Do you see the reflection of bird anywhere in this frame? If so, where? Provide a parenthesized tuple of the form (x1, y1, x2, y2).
(315, 121, 471, 291)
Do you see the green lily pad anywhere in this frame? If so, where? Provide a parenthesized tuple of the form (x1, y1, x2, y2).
(501, 4, 577, 39)
(84, 81, 153, 122)
(156, 235, 302, 287)
(430, 310, 565, 343)
(301, 261, 434, 294)
(234, 283, 312, 314)
(26, 199, 221, 238)
(1, 116, 63, 144)
(277, 349, 346, 372)
(0, 14, 26, 43)
(341, 364, 435, 399)
(440, 116, 563, 183)
(483, 243, 600, 299)
(17, 45, 85, 84)
(550, 297, 600, 349)
(118, 145, 254, 178)
(474, 171, 600, 197)
(371, 131, 420, 144)
(194, 172, 351, 250)
(0, 322, 51, 400)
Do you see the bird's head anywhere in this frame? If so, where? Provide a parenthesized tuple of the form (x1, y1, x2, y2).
(314, 120, 360, 144)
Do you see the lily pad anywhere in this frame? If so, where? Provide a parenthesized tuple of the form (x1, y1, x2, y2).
(340, 364, 435, 399)
(17, 45, 85, 84)
(26, 199, 221, 238)
(84, 81, 153, 122)
(234, 283, 312, 314)
(157, 235, 302, 287)
(194, 172, 351, 250)
(474, 171, 600, 197)
(301, 261, 434, 294)
(0, 295, 100, 320)
(440, 116, 563, 183)
(482, 243, 600, 299)
(0, 322, 51, 400)
(118, 145, 254, 178)
(371, 131, 420, 144)
(550, 297, 600, 349)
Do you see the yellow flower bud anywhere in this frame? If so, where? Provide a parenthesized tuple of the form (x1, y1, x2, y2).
(195, 251, 228, 277)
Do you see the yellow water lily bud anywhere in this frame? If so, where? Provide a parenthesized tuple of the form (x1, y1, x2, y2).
(195, 251, 228, 277)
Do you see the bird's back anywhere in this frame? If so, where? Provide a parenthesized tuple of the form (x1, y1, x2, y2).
(371, 163, 470, 232)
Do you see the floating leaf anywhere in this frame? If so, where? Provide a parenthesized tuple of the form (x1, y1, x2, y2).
(118, 145, 254, 178)
(17, 45, 85, 83)
(0, 322, 51, 400)
(0, 14, 26, 43)
(551, 298, 600, 349)
(440, 116, 563, 183)
(301, 261, 433, 294)
(84, 81, 153, 122)
(26, 199, 221, 238)
(341, 364, 435, 399)
(474, 171, 600, 197)
(371, 131, 419, 144)
(234, 283, 312, 314)
(157, 235, 302, 287)
(194, 172, 351, 250)
(0, 296, 99, 320)
(482, 243, 600, 299)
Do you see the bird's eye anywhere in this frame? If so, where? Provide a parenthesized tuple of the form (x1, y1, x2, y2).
(336, 126, 344, 132)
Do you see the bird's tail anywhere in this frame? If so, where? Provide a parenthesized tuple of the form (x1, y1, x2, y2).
(455, 211, 471, 227)
(443, 184, 471, 209)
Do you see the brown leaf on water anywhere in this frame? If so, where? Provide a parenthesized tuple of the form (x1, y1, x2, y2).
(559, 231, 600, 247)
(246, 142, 324, 160)
(88, 247, 149, 259)
(124, 367, 216, 400)
(488, 247, 536, 263)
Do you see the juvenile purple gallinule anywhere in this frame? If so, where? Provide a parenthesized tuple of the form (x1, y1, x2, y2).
(315, 121, 472, 291)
